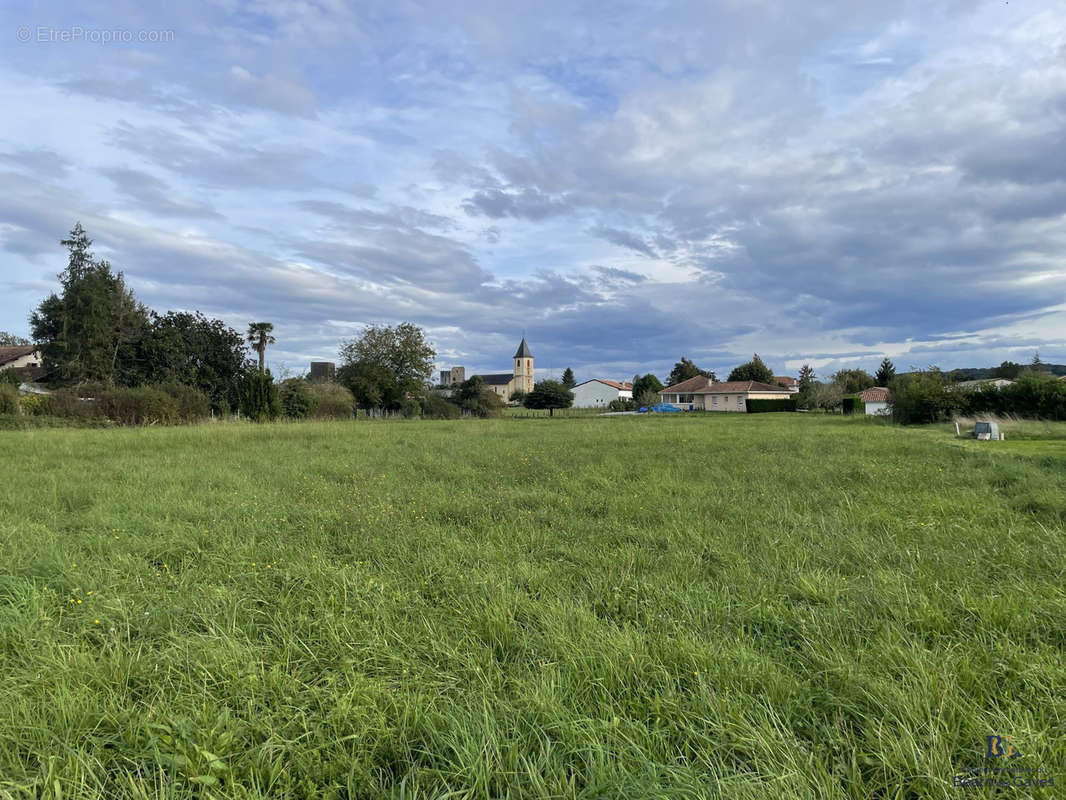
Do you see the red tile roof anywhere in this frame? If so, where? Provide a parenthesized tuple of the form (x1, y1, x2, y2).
(859, 386, 892, 403)
(659, 375, 713, 393)
(774, 375, 797, 387)
(661, 378, 790, 395)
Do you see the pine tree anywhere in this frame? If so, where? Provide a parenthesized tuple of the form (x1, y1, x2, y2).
(875, 358, 896, 386)
(30, 223, 148, 386)
(561, 367, 576, 388)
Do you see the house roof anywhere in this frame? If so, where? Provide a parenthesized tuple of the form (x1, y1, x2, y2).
(702, 381, 792, 394)
(660, 377, 791, 395)
(859, 386, 892, 403)
(660, 375, 713, 394)
(774, 376, 798, 387)
(0, 346, 37, 366)
(574, 378, 632, 391)
(474, 372, 514, 386)
(513, 338, 533, 359)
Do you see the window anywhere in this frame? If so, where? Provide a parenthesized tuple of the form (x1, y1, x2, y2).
(737, 396, 743, 407)
(712, 396, 718, 406)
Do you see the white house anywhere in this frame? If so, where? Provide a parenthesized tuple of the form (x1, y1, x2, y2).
(859, 386, 892, 415)
(0, 346, 41, 373)
(571, 379, 633, 408)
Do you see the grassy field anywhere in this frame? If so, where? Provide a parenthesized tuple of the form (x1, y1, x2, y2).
(0, 415, 1064, 798)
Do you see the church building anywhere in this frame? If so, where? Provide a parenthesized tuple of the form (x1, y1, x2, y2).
(439, 338, 534, 402)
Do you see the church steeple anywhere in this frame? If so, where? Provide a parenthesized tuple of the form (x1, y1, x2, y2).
(513, 337, 534, 394)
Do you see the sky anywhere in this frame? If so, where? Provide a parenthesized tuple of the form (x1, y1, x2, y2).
(1, 0, 1064, 383)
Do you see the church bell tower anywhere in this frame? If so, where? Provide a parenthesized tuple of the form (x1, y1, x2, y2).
(513, 337, 534, 394)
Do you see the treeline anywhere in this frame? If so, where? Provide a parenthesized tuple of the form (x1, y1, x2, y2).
(1, 224, 580, 425)
(892, 370, 1066, 424)
(3, 224, 254, 422)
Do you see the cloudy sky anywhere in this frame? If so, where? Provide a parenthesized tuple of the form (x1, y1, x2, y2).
(1, 0, 1064, 382)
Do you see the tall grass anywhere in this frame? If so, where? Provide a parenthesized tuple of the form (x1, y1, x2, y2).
(0, 415, 1063, 798)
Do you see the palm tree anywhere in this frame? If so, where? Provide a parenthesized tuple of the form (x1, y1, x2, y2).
(246, 322, 276, 373)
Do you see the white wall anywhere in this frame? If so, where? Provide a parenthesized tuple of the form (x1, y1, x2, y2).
(572, 381, 630, 407)
(865, 401, 891, 416)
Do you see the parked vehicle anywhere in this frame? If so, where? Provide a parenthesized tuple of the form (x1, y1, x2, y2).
(640, 402, 681, 413)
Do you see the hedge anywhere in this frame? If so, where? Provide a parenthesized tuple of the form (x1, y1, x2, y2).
(746, 398, 797, 413)
(841, 397, 866, 415)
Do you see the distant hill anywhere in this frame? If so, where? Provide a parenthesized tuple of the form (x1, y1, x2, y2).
(897, 363, 1066, 381)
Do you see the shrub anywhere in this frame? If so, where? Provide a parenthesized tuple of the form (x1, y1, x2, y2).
(1, 368, 21, 388)
(236, 371, 281, 422)
(608, 398, 638, 412)
(0, 384, 18, 415)
(36, 389, 99, 419)
(421, 392, 461, 419)
(18, 393, 43, 416)
(97, 387, 180, 425)
(841, 397, 865, 415)
(747, 398, 797, 413)
(279, 378, 314, 419)
(892, 371, 955, 425)
(157, 382, 211, 422)
(400, 396, 422, 419)
(308, 382, 355, 419)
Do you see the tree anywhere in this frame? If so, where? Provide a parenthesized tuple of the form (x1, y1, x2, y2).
(561, 367, 576, 388)
(0, 332, 29, 346)
(135, 311, 247, 411)
(875, 358, 896, 386)
(668, 357, 715, 387)
(523, 380, 574, 416)
(337, 322, 436, 411)
(30, 223, 149, 387)
(891, 369, 954, 425)
(453, 375, 505, 418)
(279, 377, 314, 419)
(831, 368, 876, 395)
(809, 382, 843, 413)
(236, 369, 280, 421)
(797, 364, 816, 393)
(727, 354, 774, 384)
(246, 322, 276, 373)
(632, 373, 664, 407)
(992, 360, 1022, 380)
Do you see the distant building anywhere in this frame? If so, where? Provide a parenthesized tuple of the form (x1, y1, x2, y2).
(439, 366, 466, 386)
(658, 376, 792, 411)
(858, 386, 892, 416)
(0, 346, 43, 380)
(956, 378, 1015, 389)
(773, 376, 799, 393)
(309, 361, 336, 381)
(441, 338, 534, 402)
(571, 379, 633, 408)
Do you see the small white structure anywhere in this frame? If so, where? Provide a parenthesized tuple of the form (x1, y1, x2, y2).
(571, 379, 633, 408)
(858, 386, 892, 416)
(974, 421, 1004, 440)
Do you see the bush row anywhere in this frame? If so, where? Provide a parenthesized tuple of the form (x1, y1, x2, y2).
(893, 373, 1066, 424)
(1, 383, 212, 425)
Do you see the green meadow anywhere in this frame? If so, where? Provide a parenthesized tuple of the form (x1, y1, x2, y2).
(0, 415, 1064, 798)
